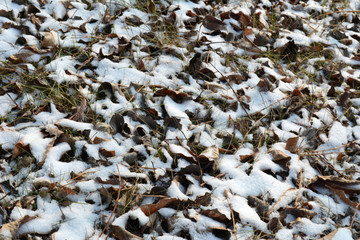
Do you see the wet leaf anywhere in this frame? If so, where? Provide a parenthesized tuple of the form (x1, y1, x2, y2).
(277, 40, 298, 61)
(257, 78, 272, 92)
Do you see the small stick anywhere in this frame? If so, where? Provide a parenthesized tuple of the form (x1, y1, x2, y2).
(350, 203, 360, 228)
(294, 151, 302, 207)
(225, 190, 238, 240)
(128, 79, 150, 103)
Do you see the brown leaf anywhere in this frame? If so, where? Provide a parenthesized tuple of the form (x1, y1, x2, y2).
(99, 148, 116, 158)
(219, 11, 231, 20)
(285, 137, 299, 153)
(41, 32, 55, 48)
(257, 78, 272, 92)
(269, 149, 291, 168)
(12, 139, 30, 159)
(277, 40, 298, 61)
(219, 74, 246, 84)
(338, 91, 350, 107)
(230, 11, 252, 28)
(154, 88, 191, 103)
(200, 209, 231, 224)
(284, 207, 317, 219)
(148, 0, 156, 13)
(140, 198, 179, 216)
(199, 68, 216, 81)
(199, 146, 220, 173)
(308, 175, 360, 194)
(240, 154, 254, 162)
(194, 193, 211, 206)
(0, 215, 37, 240)
(93, 136, 108, 144)
(204, 15, 226, 31)
(96, 177, 123, 186)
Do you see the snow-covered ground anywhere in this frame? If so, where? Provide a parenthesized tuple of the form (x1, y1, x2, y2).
(1, 0, 360, 239)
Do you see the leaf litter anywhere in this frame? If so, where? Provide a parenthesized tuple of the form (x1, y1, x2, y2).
(1, 0, 360, 239)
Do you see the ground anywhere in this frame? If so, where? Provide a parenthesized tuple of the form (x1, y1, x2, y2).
(0, 0, 360, 239)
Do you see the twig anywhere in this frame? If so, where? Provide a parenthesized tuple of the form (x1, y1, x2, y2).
(301, 138, 360, 156)
(69, 96, 87, 121)
(225, 190, 238, 240)
(6, 92, 20, 109)
(128, 79, 150, 102)
(294, 151, 302, 207)
(350, 203, 360, 229)
(267, 188, 298, 215)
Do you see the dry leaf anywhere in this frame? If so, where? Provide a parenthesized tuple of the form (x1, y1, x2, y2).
(199, 146, 220, 173)
(154, 88, 192, 103)
(109, 113, 125, 135)
(140, 198, 178, 216)
(285, 137, 299, 153)
(99, 148, 116, 158)
(0, 215, 37, 240)
(283, 207, 317, 219)
(41, 32, 55, 48)
(204, 15, 226, 31)
(12, 139, 30, 159)
(200, 209, 231, 225)
(269, 149, 291, 168)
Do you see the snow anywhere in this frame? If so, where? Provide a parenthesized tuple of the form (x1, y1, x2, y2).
(1, 0, 360, 238)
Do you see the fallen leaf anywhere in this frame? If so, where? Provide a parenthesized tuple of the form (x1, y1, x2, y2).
(283, 207, 317, 219)
(199, 146, 220, 173)
(110, 113, 125, 134)
(269, 149, 291, 168)
(41, 32, 55, 48)
(200, 209, 231, 225)
(12, 139, 30, 159)
(99, 148, 116, 158)
(0, 215, 37, 240)
(140, 198, 179, 216)
(285, 137, 299, 153)
(154, 88, 192, 103)
(204, 15, 226, 31)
